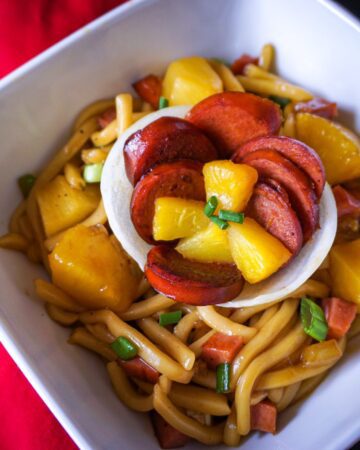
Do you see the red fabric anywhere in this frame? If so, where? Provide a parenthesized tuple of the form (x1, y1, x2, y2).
(0, 1, 127, 448)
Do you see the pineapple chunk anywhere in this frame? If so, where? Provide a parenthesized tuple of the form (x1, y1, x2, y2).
(203, 161, 258, 212)
(228, 218, 291, 284)
(49, 224, 139, 311)
(296, 113, 360, 185)
(37, 175, 100, 237)
(176, 223, 233, 263)
(153, 197, 208, 241)
(330, 239, 360, 306)
(162, 56, 223, 106)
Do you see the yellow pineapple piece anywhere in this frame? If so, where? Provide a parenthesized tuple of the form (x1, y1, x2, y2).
(228, 218, 291, 284)
(296, 112, 360, 185)
(162, 56, 223, 106)
(176, 222, 233, 263)
(330, 238, 360, 306)
(37, 175, 100, 237)
(203, 161, 258, 212)
(153, 197, 208, 241)
(49, 224, 139, 311)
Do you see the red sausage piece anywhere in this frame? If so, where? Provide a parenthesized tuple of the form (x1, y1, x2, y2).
(250, 401, 277, 434)
(231, 54, 259, 75)
(294, 97, 337, 120)
(246, 180, 303, 255)
(234, 136, 325, 198)
(151, 412, 190, 449)
(186, 92, 282, 158)
(124, 117, 218, 185)
(98, 106, 116, 129)
(131, 161, 206, 244)
(201, 333, 243, 369)
(239, 149, 319, 242)
(133, 74, 162, 109)
(145, 246, 244, 306)
(332, 185, 360, 219)
(322, 297, 357, 339)
(118, 356, 160, 384)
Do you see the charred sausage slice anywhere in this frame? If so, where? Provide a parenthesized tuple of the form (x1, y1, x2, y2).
(132, 74, 162, 109)
(145, 246, 244, 305)
(233, 136, 325, 198)
(131, 161, 206, 244)
(186, 92, 282, 158)
(124, 116, 218, 185)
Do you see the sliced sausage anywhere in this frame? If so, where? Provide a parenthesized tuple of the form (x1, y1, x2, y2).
(132, 74, 162, 109)
(131, 161, 206, 244)
(332, 185, 360, 218)
(186, 92, 282, 158)
(231, 54, 259, 75)
(233, 136, 325, 198)
(98, 106, 116, 129)
(246, 180, 303, 255)
(294, 97, 337, 120)
(124, 117, 218, 185)
(118, 357, 160, 384)
(151, 412, 190, 449)
(238, 149, 319, 242)
(145, 246, 244, 306)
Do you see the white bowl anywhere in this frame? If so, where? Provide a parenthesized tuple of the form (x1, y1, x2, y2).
(0, 1, 359, 449)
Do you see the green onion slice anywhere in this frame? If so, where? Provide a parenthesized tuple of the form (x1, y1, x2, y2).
(269, 95, 291, 108)
(111, 336, 138, 360)
(204, 196, 218, 217)
(300, 297, 328, 341)
(158, 96, 169, 109)
(159, 310, 183, 327)
(210, 215, 229, 230)
(83, 163, 103, 183)
(18, 174, 36, 198)
(219, 210, 244, 224)
(216, 363, 230, 393)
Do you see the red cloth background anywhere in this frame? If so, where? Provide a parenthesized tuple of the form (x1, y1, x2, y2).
(0, 1, 126, 449)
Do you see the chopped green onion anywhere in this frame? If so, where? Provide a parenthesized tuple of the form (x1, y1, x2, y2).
(83, 163, 103, 183)
(216, 363, 230, 393)
(300, 297, 328, 341)
(158, 96, 169, 109)
(210, 215, 229, 230)
(219, 210, 244, 224)
(18, 174, 36, 198)
(159, 310, 183, 327)
(269, 95, 291, 108)
(204, 196, 218, 217)
(111, 336, 138, 360)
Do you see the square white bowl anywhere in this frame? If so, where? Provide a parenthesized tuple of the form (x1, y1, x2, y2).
(0, 0, 359, 449)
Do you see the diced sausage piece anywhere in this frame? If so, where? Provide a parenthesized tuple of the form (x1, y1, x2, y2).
(231, 54, 259, 75)
(246, 180, 303, 255)
(151, 412, 190, 449)
(234, 136, 325, 198)
(238, 149, 319, 242)
(251, 401, 277, 434)
(201, 332, 243, 369)
(332, 185, 360, 219)
(322, 297, 357, 339)
(186, 92, 282, 158)
(118, 357, 160, 384)
(131, 161, 206, 244)
(294, 97, 337, 120)
(133, 74, 162, 109)
(145, 246, 244, 306)
(124, 117, 218, 185)
(98, 106, 116, 129)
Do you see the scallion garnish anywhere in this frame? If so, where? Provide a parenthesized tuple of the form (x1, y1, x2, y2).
(216, 363, 230, 393)
(159, 310, 183, 327)
(158, 96, 169, 109)
(83, 163, 103, 183)
(210, 215, 229, 230)
(269, 95, 291, 109)
(204, 196, 218, 217)
(18, 174, 36, 198)
(300, 297, 328, 341)
(111, 336, 138, 360)
(219, 210, 244, 224)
